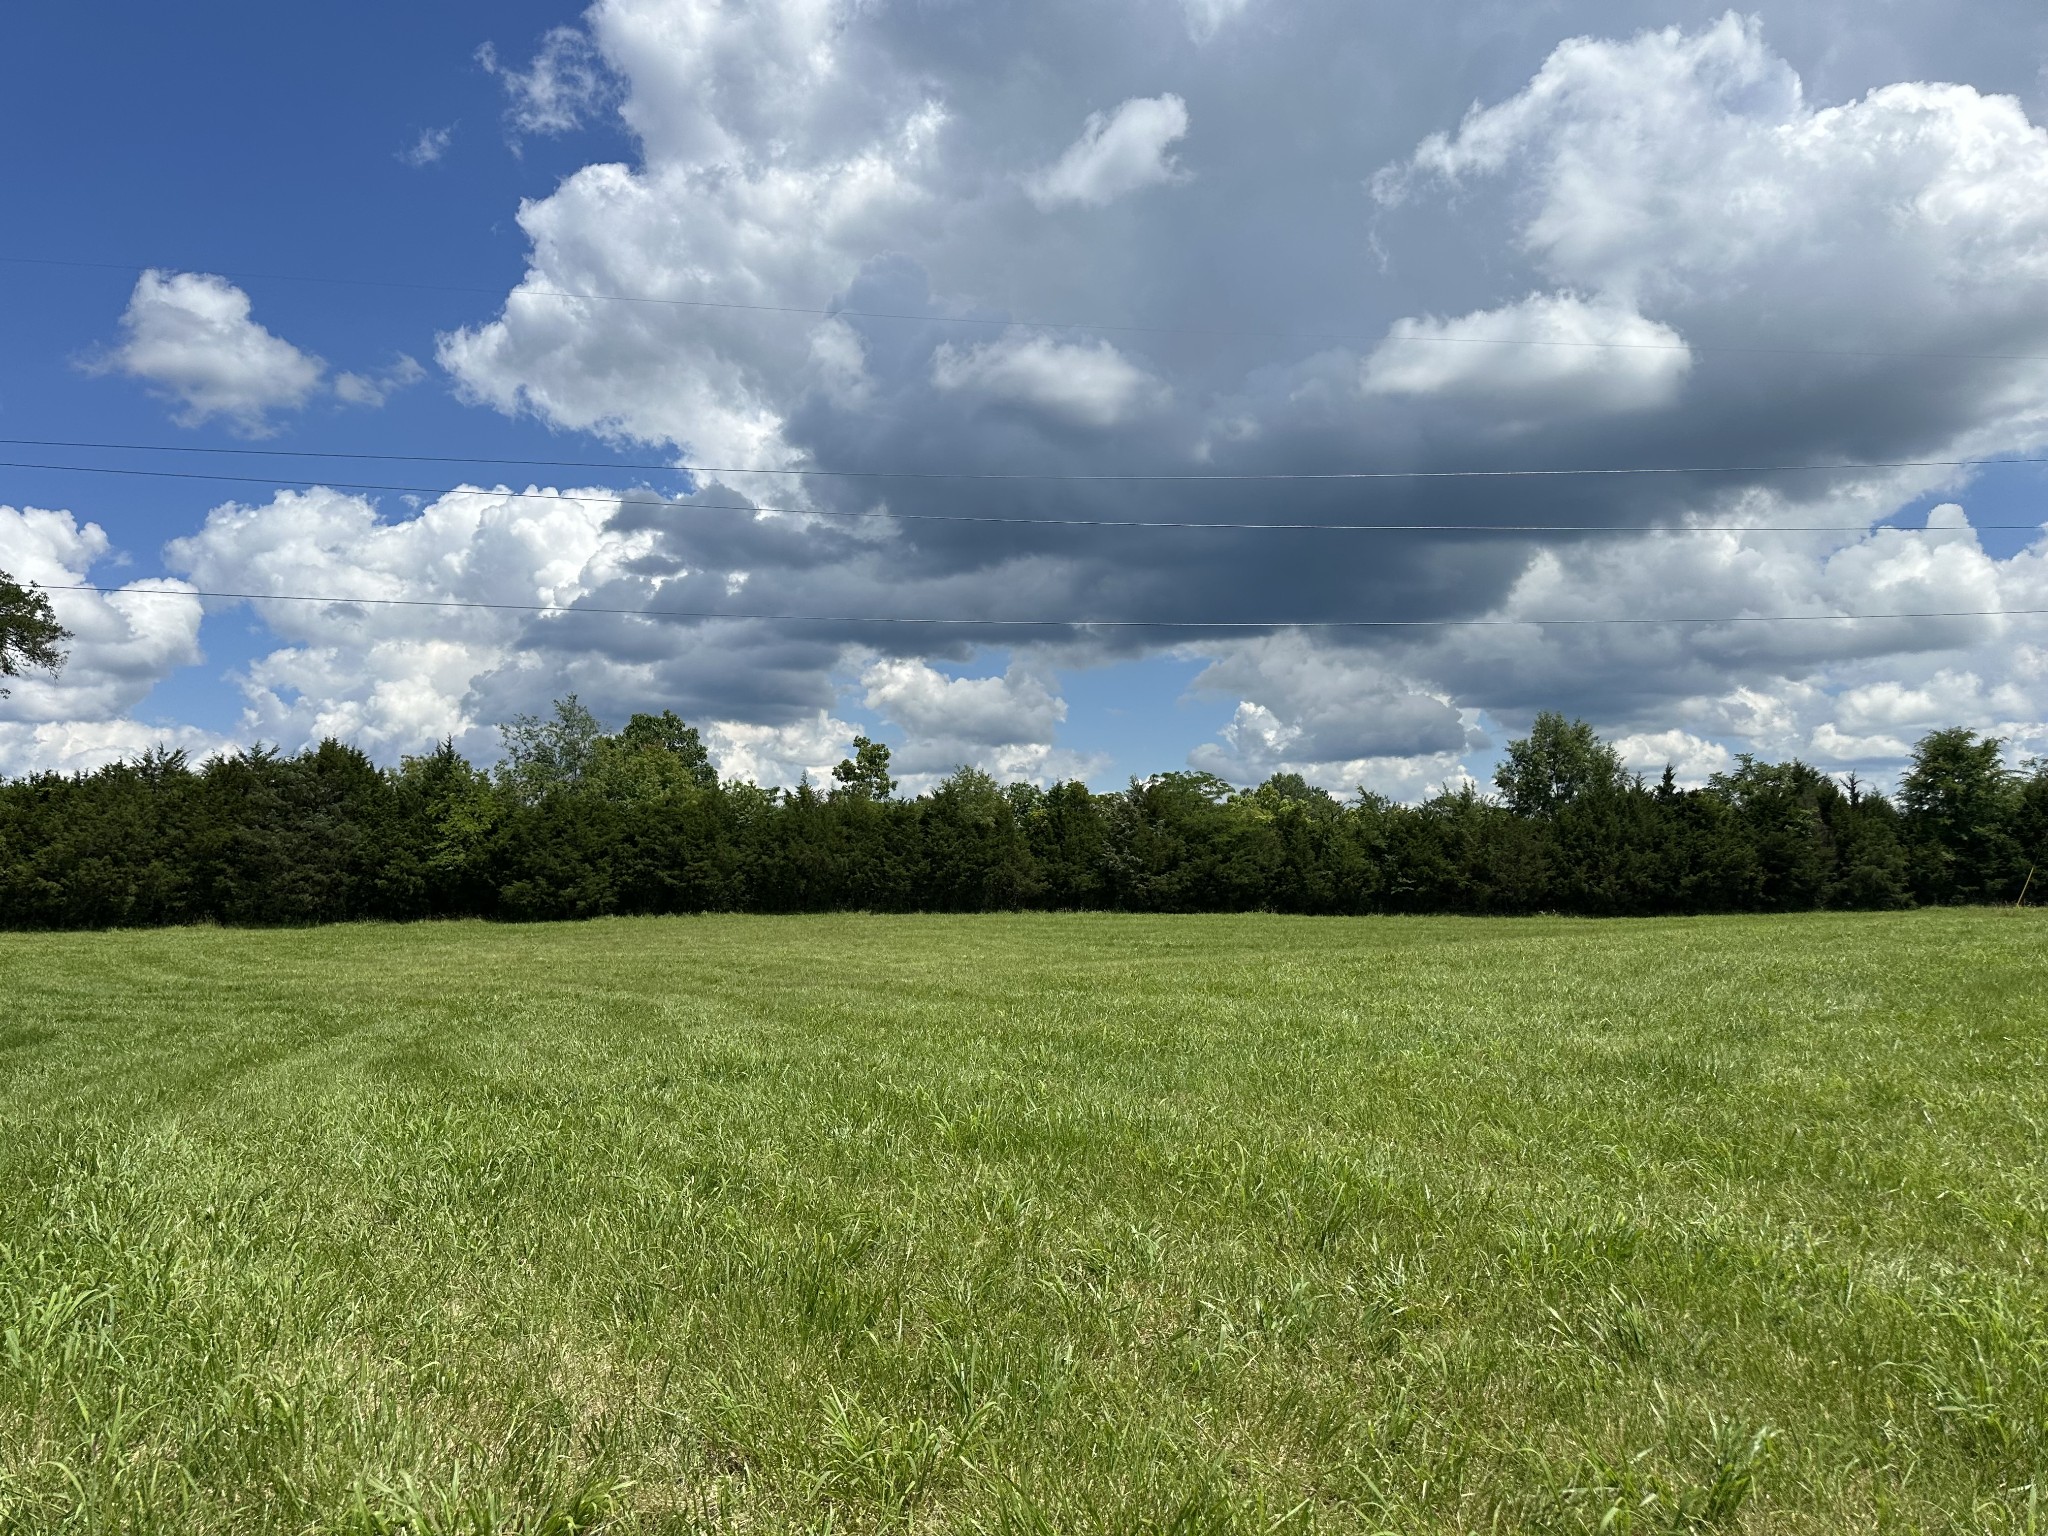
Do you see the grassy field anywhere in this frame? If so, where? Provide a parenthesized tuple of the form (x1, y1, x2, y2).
(1, 911, 2045, 1533)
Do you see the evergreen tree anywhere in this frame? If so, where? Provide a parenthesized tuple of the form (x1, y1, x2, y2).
(1, 689, 2040, 928)
(1899, 728, 2020, 902)
(1023, 781, 1107, 908)
(1705, 758, 1838, 910)
(2013, 763, 2048, 902)
(921, 766, 1034, 910)
(387, 741, 499, 917)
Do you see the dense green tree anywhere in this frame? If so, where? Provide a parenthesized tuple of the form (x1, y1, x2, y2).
(921, 767, 1034, 910)
(747, 775, 844, 912)
(1236, 775, 1372, 913)
(497, 695, 605, 804)
(2013, 762, 2048, 903)
(386, 741, 498, 917)
(1022, 781, 1107, 908)
(490, 768, 626, 922)
(1549, 780, 1678, 915)
(0, 700, 2035, 927)
(0, 569, 68, 695)
(1830, 777, 1911, 909)
(591, 711, 721, 800)
(1104, 772, 1264, 911)
(831, 736, 898, 802)
(1899, 728, 2019, 902)
(188, 742, 397, 924)
(1494, 713, 1628, 817)
(1704, 758, 1839, 911)
(1380, 785, 1547, 914)
(0, 750, 198, 928)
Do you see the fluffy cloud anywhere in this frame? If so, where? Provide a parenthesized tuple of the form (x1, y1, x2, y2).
(856, 657, 1097, 785)
(0, 717, 229, 780)
(94, 272, 423, 431)
(1186, 501, 2048, 790)
(1183, 630, 1478, 791)
(1157, 11, 2048, 789)
(154, 482, 1099, 784)
(1611, 729, 1734, 785)
(165, 484, 655, 759)
(931, 334, 1166, 427)
(1808, 723, 1913, 762)
(1360, 293, 1692, 419)
(1025, 95, 1192, 209)
(1190, 698, 1475, 799)
(1379, 13, 2048, 336)
(438, 5, 946, 466)
(96, 271, 325, 434)
(861, 657, 1064, 745)
(412, 4, 2048, 798)
(703, 710, 855, 789)
(0, 504, 210, 776)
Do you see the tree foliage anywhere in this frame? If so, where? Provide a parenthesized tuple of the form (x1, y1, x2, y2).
(1493, 712, 1627, 816)
(0, 704, 2040, 928)
(832, 736, 897, 802)
(0, 569, 69, 696)
(1899, 726, 2021, 902)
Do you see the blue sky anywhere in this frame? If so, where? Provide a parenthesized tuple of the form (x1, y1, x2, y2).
(3, 0, 2048, 793)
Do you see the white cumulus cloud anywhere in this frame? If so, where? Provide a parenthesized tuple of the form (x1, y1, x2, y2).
(97, 271, 326, 434)
(164, 484, 656, 759)
(286, 3, 2048, 799)
(860, 656, 1096, 786)
(440, 1, 947, 469)
(1027, 94, 1192, 209)
(1185, 631, 1477, 791)
(1361, 293, 1692, 418)
(1379, 13, 2048, 315)
(703, 710, 858, 789)
(1611, 729, 1734, 785)
(0, 504, 210, 776)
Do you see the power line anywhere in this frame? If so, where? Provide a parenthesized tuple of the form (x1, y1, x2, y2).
(40, 582, 2048, 631)
(5, 435, 2048, 487)
(4, 458, 2041, 535)
(10, 254, 2048, 365)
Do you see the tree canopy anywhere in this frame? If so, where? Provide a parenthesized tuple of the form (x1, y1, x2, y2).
(1494, 712, 1628, 816)
(0, 704, 2040, 928)
(0, 569, 68, 696)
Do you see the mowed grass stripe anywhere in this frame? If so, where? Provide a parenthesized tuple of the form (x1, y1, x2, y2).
(1, 911, 2044, 1532)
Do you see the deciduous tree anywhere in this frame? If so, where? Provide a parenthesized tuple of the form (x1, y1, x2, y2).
(0, 569, 68, 695)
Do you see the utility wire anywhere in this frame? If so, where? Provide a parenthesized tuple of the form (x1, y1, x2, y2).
(5, 435, 2048, 487)
(3, 458, 2040, 535)
(9, 254, 2048, 364)
(40, 582, 2048, 631)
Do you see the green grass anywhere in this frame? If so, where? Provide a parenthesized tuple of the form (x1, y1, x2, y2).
(2, 911, 2046, 1533)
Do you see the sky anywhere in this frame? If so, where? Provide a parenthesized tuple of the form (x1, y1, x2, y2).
(4, 0, 2048, 796)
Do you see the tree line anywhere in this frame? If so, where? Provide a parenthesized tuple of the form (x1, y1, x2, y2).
(1, 698, 2042, 927)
